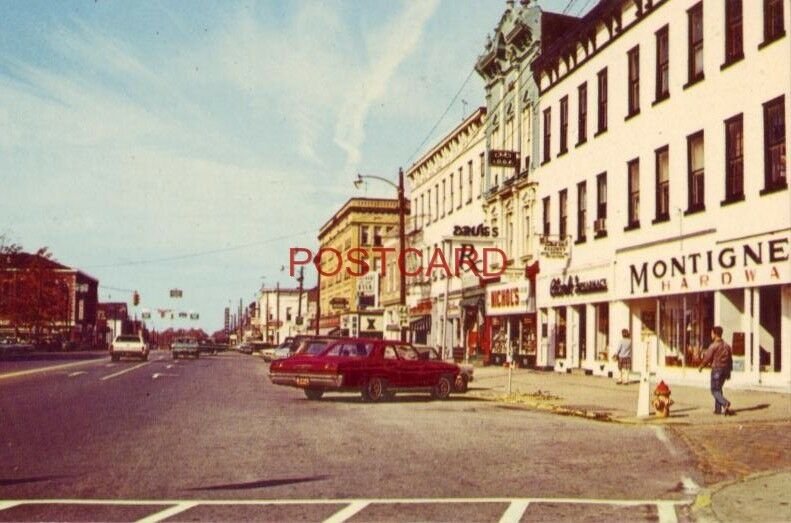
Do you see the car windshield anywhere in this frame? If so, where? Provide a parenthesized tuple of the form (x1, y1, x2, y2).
(323, 342, 373, 358)
(116, 335, 141, 342)
(298, 340, 332, 355)
(394, 345, 419, 360)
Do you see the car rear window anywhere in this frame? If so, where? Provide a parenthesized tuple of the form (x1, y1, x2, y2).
(116, 335, 141, 342)
(324, 342, 373, 358)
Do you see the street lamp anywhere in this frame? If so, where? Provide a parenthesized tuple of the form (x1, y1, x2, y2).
(354, 169, 407, 342)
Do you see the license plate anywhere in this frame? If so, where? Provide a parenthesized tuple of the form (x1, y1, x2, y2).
(296, 377, 310, 387)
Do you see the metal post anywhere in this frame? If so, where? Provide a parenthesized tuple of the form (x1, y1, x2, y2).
(275, 282, 280, 344)
(398, 168, 407, 343)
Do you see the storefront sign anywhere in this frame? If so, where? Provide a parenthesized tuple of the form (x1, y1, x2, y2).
(540, 237, 569, 259)
(486, 282, 534, 316)
(624, 236, 789, 296)
(409, 299, 432, 316)
(329, 297, 349, 309)
(452, 224, 499, 237)
(550, 276, 608, 297)
(488, 150, 518, 168)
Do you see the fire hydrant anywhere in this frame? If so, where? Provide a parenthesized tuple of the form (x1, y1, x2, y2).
(652, 380, 674, 417)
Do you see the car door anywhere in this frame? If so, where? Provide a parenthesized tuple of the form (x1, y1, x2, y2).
(394, 345, 426, 388)
(381, 344, 405, 387)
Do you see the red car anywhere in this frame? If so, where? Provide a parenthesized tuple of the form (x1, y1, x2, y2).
(268, 337, 463, 402)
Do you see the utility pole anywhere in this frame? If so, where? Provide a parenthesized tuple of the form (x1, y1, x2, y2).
(397, 167, 407, 342)
(265, 289, 270, 343)
(296, 266, 304, 331)
(275, 282, 280, 344)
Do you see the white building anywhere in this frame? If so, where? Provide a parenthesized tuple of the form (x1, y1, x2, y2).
(405, 107, 489, 359)
(258, 286, 309, 344)
(532, 0, 789, 388)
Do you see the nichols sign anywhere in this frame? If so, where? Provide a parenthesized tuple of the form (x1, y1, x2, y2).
(453, 224, 499, 237)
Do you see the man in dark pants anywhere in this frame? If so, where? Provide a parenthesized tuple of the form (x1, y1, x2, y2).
(698, 326, 734, 415)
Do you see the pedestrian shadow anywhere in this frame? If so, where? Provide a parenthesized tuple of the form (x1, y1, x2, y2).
(188, 475, 328, 491)
(731, 403, 770, 414)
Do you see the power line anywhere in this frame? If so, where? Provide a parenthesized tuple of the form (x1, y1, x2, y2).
(406, 67, 477, 166)
(85, 230, 314, 269)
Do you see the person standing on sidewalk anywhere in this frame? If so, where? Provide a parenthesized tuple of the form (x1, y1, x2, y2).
(698, 326, 734, 415)
(612, 329, 632, 385)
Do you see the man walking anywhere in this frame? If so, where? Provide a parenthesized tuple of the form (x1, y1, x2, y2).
(613, 329, 632, 384)
(698, 326, 734, 415)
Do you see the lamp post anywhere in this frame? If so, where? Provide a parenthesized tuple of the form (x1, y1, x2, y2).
(354, 168, 407, 342)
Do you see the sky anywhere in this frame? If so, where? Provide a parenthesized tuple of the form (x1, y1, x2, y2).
(0, 0, 591, 333)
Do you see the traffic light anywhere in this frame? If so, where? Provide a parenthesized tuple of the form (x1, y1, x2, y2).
(133, 291, 140, 306)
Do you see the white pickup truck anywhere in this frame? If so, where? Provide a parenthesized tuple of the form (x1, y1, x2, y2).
(109, 334, 149, 362)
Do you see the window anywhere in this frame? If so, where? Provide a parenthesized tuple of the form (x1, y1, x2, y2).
(762, 0, 785, 45)
(434, 184, 439, 221)
(449, 174, 454, 214)
(763, 95, 787, 192)
(361, 225, 370, 245)
(655, 26, 669, 102)
(577, 82, 587, 144)
(595, 172, 607, 237)
(576, 181, 587, 242)
(687, 3, 704, 85)
(724, 114, 744, 202)
(655, 146, 670, 222)
(559, 189, 568, 239)
(373, 226, 382, 247)
(724, 0, 743, 65)
(467, 161, 473, 203)
(627, 46, 640, 117)
(479, 153, 485, 199)
(687, 131, 705, 212)
(426, 190, 431, 225)
(559, 96, 569, 154)
(597, 68, 608, 134)
(441, 179, 446, 217)
(286, 307, 292, 321)
(420, 193, 425, 228)
(542, 196, 550, 237)
(458, 167, 463, 209)
(627, 159, 640, 229)
(542, 107, 552, 163)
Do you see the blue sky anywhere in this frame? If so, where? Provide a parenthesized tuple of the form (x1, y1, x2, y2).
(1, 0, 588, 332)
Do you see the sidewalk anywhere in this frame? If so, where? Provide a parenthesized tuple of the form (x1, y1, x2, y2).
(467, 366, 791, 425)
(467, 367, 791, 522)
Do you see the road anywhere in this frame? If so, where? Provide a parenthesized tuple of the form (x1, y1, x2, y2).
(0, 351, 701, 522)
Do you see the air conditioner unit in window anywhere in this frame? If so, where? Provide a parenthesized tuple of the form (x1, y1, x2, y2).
(593, 218, 607, 233)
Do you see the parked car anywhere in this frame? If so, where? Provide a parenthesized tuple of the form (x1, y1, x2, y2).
(413, 345, 474, 393)
(236, 342, 253, 355)
(291, 336, 339, 358)
(261, 339, 288, 362)
(269, 338, 463, 402)
(171, 338, 200, 359)
(110, 334, 149, 361)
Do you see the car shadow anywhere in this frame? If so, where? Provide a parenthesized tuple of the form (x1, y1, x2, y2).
(312, 394, 489, 404)
(187, 475, 328, 491)
(0, 475, 71, 486)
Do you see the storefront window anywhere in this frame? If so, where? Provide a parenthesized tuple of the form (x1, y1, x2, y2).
(595, 302, 609, 360)
(658, 293, 713, 367)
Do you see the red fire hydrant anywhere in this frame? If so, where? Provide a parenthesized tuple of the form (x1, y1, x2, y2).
(652, 380, 673, 417)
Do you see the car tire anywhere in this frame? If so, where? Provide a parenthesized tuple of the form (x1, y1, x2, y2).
(454, 374, 468, 393)
(110, 354, 120, 362)
(142, 354, 148, 361)
(362, 377, 386, 402)
(304, 389, 324, 400)
(172, 353, 178, 360)
(432, 375, 453, 400)
(195, 352, 199, 359)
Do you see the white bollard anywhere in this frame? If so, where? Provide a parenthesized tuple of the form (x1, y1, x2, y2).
(636, 336, 653, 417)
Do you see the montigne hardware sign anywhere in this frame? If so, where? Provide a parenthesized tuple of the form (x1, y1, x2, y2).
(622, 234, 789, 297)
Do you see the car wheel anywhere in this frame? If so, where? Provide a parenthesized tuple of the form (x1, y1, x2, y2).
(362, 377, 386, 402)
(454, 374, 468, 393)
(142, 354, 148, 361)
(195, 352, 199, 359)
(432, 375, 453, 400)
(304, 389, 324, 400)
(110, 354, 120, 362)
(172, 353, 178, 360)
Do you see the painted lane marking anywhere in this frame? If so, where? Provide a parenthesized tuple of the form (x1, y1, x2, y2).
(323, 501, 369, 523)
(165, 365, 174, 370)
(136, 502, 198, 523)
(657, 500, 678, 523)
(100, 362, 150, 381)
(0, 502, 21, 511)
(151, 373, 178, 380)
(681, 477, 700, 495)
(68, 371, 87, 378)
(499, 500, 530, 523)
(651, 426, 679, 456)
(0, 359, 104, 381)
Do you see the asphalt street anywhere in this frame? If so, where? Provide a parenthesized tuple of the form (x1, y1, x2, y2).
(0, 351, 701, 522)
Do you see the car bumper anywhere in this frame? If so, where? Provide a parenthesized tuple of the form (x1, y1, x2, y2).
(269, 372, 343, 389)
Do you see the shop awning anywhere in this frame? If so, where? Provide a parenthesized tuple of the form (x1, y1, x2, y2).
(459, 296, 483, 309)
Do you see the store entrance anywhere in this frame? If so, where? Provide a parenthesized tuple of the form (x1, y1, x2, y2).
(576, 305, 587, 366)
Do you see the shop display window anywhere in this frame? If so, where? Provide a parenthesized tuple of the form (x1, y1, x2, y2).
(657, 293, 713, 367)
(555, 307, 567, 359)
